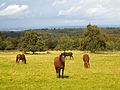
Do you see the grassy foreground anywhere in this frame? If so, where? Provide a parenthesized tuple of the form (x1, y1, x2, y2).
(0, 51, 120, 90)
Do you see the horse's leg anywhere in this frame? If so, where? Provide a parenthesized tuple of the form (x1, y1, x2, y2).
(72, 56, 74, 60)
(62, 68, 64, 78)
(84, 62, 87, 68)
(55, 68, 59, 78)
(17, 59, 20, 64)
(16, 59, 20, 64)
(85, 62, 89, 68)
(22, 59, 26, 64)
(16, 59, 18, 63)
(70, 56, 73, 60)
(24, 59, 26, 64)
(88, 62, 90, 68)
(59, 69, 61, 78)
(65, 56, 67, 60)
(22, 60, 24, 63)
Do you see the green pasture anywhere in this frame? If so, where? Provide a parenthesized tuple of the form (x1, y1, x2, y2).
(0, 51, 120, 90)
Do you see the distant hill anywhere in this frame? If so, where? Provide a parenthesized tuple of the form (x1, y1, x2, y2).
(0, 25, 120, 31)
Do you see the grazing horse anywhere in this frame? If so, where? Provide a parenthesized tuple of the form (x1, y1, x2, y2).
(83, 53, 90, 68)
(16, 54, 26, 64)
(61, 52, 73, 60)
(54, 53, 65, 78)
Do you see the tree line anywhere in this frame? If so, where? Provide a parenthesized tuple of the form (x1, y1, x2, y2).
(0, 24, 120, 53)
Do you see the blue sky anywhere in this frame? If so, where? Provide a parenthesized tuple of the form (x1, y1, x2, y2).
(0, 0, 120, 29)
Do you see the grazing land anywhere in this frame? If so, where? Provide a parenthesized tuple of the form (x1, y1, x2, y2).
(0, 51, 120, 90)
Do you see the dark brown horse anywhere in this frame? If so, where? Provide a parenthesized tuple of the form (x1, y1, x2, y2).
(83, 53, 90, 68)
(54, 53, 65, 78)
(61, 52, 73, 60)
(16, 54, 26, 64)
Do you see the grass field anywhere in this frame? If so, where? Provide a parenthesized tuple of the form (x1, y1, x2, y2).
(0, 51, 120, 90)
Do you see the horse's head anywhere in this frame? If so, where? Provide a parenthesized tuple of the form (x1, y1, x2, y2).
(60, 53, 65, 63)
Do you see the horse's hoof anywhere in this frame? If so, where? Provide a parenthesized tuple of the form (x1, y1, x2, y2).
(56, 75, 59, 78)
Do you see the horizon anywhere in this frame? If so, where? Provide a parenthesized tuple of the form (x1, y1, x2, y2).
(1, 24, 120, 31)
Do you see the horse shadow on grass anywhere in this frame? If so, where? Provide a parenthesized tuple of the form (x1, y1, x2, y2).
(58, 75, 69, 79)
(63, 75, 69, 78)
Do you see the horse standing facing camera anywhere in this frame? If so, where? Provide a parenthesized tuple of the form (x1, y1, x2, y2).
(54, 53, 65, 78)
(83, 52, 90, 68)
(16, 54, 26, 64)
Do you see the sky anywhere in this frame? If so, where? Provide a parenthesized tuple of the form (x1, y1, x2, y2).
(0, 0, 120, 29)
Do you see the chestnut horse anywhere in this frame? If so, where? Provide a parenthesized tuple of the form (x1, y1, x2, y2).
(16, 54, 26, 64)
(61, 52, 73, 60)
(54, 53, 65, 78)
(83, 53, 90, 68)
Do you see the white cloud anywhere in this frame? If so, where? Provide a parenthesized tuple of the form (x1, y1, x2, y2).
(56, 0, 120, 20)
(88, 4, 106, 16)
(0, 3, 6, 8)
(58, 6, 81, 16)
(52, 0, 67, 6)
(0, 4, 29, 16)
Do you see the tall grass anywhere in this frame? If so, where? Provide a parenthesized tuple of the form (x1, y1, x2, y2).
(0, 51, 120, 90)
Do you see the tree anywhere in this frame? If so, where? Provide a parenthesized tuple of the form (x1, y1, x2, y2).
(55, 35, 74, 50)
(46, 38, 57, 50)
(115, 38, 120, 51)
(0, 37, 5, 50)
(36, 36, 46, 51)
(19, 31, 38, 54)
(0, 32, 5, 50)
(80, 24, 107, 53)
(5, 37, 17, 50)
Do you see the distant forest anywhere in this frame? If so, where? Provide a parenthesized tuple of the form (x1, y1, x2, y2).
(0, 25, 120, 53)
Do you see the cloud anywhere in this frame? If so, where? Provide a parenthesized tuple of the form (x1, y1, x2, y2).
(58, 6, 81, 16)
(57, 0, 85, 16)
(56, 0, 120, 20)
(0, 4, 29, 16)
(0, 3, 6, 8)
(52, 0, 67, 6)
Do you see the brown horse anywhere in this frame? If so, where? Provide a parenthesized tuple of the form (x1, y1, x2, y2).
(61, 52, 73, 60)
(54, 53, 65, 78)
(16, 54, 26, 64)
(83, 53, 90, 68)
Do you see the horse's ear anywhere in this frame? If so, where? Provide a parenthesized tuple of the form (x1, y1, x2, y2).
(60, 53, 62, 56)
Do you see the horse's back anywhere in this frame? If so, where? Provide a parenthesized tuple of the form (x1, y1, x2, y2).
(17, 54, 26, 60)
(21, 54, 25, 59)
(66, 52, 72, 56)
(62, 52, 73, 56)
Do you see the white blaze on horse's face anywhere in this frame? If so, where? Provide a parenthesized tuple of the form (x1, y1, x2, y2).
(61, 55, 65, 62)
